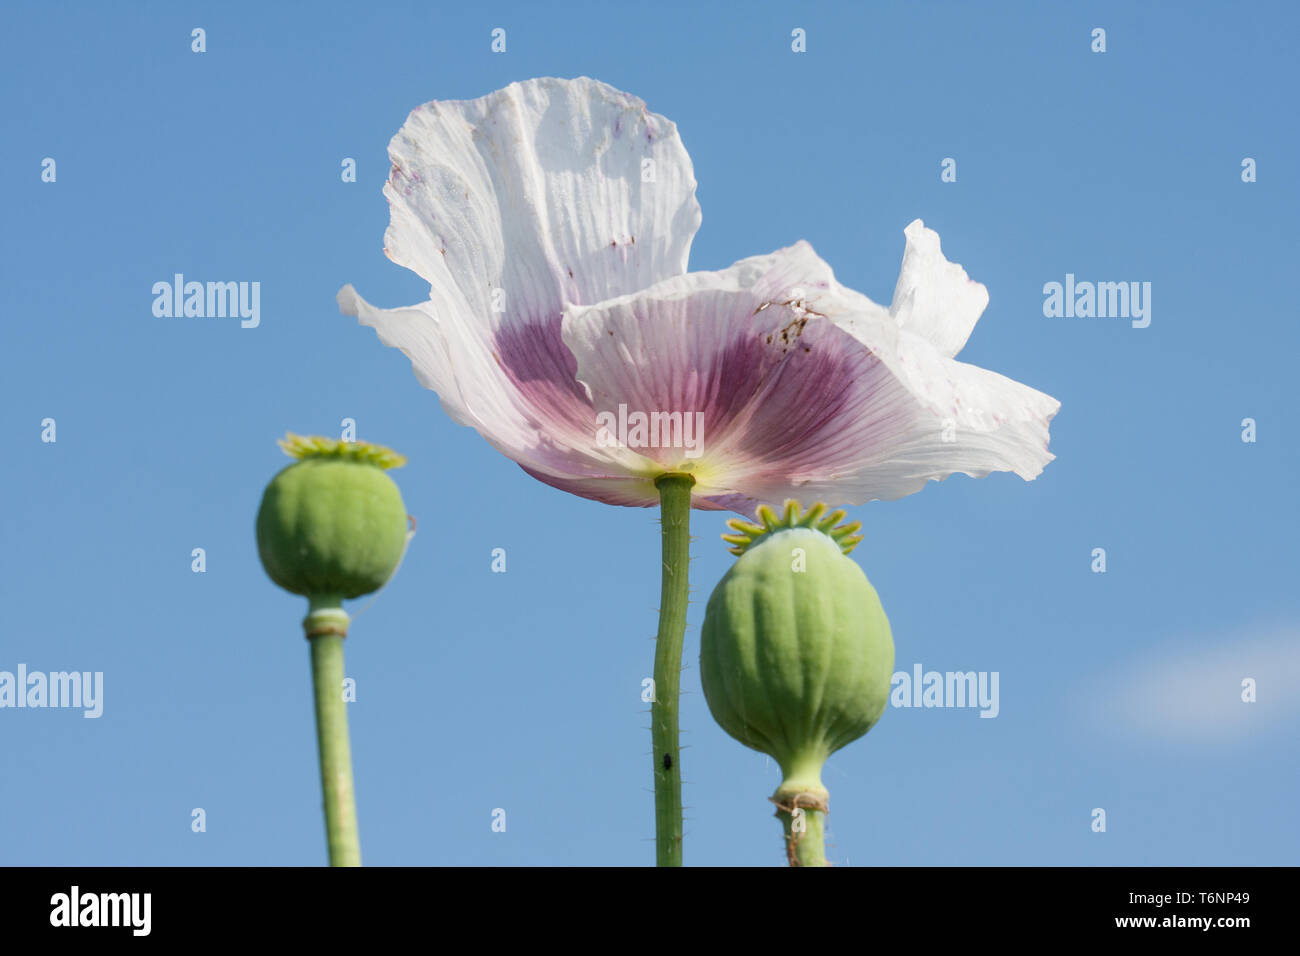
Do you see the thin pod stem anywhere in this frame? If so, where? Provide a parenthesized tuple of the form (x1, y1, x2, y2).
(652, 473, 693, 867)
(305, 597, 361, 867)
(775, 799, 830, 867)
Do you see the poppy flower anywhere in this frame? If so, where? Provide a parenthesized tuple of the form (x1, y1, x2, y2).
(337, 76, 1058, 516)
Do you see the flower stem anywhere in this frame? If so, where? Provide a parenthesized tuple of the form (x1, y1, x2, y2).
(304, 597, 361, 866)
(772, 762, 831, 866)
(776, 804, 830, 867)
(652, 473, 693, 866)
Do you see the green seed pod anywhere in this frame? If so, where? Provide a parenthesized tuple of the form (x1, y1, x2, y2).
(700, 501, 894, 865)
(256, 434, 409, 601)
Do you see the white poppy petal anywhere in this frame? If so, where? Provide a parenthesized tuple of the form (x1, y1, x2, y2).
(339, 284, 650, 489)
(560, 238, 1058, 508)
(382, 76, 701, 335)
(728, 323, 1060, 507)
(889, 219, 989, 357)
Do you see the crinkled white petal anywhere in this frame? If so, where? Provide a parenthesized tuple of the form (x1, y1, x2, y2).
(560, 237, 1058, 509)
(339, 285, 649, 485)
(380, 76, 702, 335)
(889, 219, 989, 357)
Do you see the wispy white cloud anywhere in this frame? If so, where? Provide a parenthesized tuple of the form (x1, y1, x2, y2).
(1084, 628, 1300, 742)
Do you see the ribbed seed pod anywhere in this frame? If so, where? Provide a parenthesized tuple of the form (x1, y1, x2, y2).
(256, 434, 409, 601)
(700, 501, 894, 865)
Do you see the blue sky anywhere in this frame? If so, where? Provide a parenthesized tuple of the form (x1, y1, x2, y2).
(2, 0, 1296, 866)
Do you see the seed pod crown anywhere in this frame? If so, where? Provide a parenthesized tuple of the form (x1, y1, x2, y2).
(256, 434, 409, 601)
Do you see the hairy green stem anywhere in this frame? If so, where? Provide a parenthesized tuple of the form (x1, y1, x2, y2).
(305, 597, 361, 867)
(652, 474, 693, 866)
(777, 804, 829, 867)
